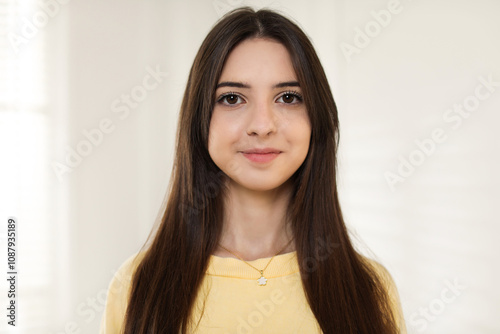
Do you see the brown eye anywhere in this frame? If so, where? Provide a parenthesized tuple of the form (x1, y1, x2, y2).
(282, 94, 295, 103)
(225, 94, 239, 104)
(277, 92, 302, 104)
(218, 93, 243, 105)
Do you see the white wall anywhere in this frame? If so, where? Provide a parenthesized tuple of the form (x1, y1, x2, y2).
(2, 0, 498, 333)
(332, 1, 500, 333)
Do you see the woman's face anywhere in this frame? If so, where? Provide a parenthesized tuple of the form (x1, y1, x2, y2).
(208, 37, 311, 192)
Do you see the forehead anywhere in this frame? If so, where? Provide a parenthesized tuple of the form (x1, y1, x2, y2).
(218, 38, 297, 84)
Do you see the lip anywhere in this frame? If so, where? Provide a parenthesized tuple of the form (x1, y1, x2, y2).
(240, 147, 282, 163)
(241, 147, 281, 154)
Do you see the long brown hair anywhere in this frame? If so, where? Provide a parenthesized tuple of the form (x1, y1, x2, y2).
(124, 7, 399, 333)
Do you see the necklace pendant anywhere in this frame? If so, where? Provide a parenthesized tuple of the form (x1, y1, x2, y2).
(257, 271, 267, 286)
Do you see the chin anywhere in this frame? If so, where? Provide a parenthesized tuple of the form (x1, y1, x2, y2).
(235, 177, 292, 192)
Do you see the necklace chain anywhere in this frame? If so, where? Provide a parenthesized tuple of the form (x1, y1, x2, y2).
(218, 238, 294, 286)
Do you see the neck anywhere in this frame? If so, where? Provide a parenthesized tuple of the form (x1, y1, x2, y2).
(216, 178, 295, 261)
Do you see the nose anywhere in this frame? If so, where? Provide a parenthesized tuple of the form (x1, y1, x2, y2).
(246, 101, 277, 136)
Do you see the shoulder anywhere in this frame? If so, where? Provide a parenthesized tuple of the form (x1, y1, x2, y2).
(360, 256, 396, 291)
(359, 255, 407, 334)
(108, 251, 146, 296)
(99, 251, 147, 334)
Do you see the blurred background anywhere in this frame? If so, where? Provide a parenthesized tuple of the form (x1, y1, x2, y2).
(0, 0, 499, 333)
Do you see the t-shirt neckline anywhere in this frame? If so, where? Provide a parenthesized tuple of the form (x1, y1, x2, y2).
(207, 250, 299, 279)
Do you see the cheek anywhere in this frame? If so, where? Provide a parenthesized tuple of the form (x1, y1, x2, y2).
(287, 115, 311, 147)
(299, 129, 312, 154)
(300, 113, 312, 145)
(207, 117, 220, 158)
(208, 113, 239, 154)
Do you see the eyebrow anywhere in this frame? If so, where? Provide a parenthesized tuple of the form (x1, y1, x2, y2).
(215, 81, 300, 89)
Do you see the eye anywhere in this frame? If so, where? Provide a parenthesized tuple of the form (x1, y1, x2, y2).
(217, 93, 245, 106)
(277, 91, 303, 104)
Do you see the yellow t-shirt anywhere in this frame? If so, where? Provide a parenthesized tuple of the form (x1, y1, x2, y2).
(99, 251, 406, 333)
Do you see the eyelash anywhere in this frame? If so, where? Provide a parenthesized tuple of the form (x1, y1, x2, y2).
(216, 90, 303, 105)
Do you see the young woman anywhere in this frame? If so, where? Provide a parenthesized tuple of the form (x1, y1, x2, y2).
(100, 7, 406, 334)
